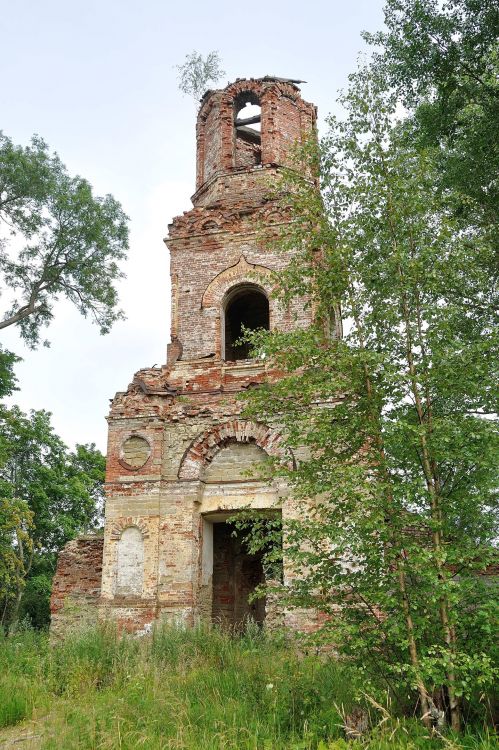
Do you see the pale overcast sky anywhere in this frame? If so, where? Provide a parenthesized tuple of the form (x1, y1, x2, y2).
(1, 0, 385, 452)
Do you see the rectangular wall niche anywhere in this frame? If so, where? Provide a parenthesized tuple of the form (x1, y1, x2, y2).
(116, 526, 144, 596)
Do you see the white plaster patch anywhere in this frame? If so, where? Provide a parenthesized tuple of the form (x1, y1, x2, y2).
(116, 526, 144, 595)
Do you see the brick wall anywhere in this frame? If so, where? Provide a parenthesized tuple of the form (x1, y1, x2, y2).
(196, 78, 316, 189)
(50, 536, 103, 638)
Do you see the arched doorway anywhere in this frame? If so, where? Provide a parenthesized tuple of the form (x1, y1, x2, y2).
(201, 440, 279, 630)
(223, 284, 269, 361)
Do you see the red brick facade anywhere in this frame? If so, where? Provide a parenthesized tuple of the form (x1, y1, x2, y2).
(51, 77, 317, 634)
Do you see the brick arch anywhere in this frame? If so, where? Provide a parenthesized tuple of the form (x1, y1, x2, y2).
(178, 420, 293, 480)
(110, 517, 150, 540)
(200, 218, 221, 232)
(198, 79, 301, 123)
(196, 78, 316, 190)
(222, 79, 301, 107)
(201, 255, 273, 309)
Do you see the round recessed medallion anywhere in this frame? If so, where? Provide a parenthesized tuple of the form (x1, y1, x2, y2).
(121, 436, 151, 470)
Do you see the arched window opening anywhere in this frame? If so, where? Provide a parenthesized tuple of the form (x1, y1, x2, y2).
(224, 285, 269, 361)
(234, 92, 261, 168)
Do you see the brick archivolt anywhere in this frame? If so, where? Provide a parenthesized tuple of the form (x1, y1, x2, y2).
(201, 255, 274, 309)
(224, 78, 300, 104)
(198, 78, 301, 123)
(109, 517, 150, 540)
(178, 419, 290, 480)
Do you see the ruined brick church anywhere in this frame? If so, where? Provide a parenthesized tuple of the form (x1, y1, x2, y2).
(51, 77, 318, 635)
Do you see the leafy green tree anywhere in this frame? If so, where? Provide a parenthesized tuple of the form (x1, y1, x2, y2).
(241, 62, 497, 731)
(0, 406, 105, 629)
(238, 3, 499, 729)
(0, 347, 18, 398)
(176, 51, 225, 103)
(0, 132, 129, 347)
(0, 496, 33, 629)
(66, 443, 106, 533)
(364, 0, 499, 235)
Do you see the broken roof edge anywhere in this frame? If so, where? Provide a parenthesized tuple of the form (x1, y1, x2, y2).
(261, 75, 306, 84)
(198, 75, 307, 105)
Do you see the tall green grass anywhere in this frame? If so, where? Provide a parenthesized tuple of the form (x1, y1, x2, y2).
(0, 624, 495, 749)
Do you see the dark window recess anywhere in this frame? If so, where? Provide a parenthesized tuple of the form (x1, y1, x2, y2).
(234, 92, 261, 168)
(224, 287, 269, 361)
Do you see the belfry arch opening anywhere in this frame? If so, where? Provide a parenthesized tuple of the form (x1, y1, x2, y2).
(234, 92, 261, 168)
(223, 284, 269, 361)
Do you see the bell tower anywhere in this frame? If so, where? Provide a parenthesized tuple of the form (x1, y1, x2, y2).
(51, 78, 319, 636)
(166, 77, 316, 363)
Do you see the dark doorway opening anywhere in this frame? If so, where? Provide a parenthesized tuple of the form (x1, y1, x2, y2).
(224, 285, 269, 361)
(212, 522, 266, 630)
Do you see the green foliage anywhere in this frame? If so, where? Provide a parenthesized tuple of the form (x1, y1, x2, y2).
(0, 347, 19, 398)
(0, 408, 102, 553)
(0, 131, 129, 347)
(176, 50, 225, 103)
(0, 129, 121, 627)
(0, 406, 105, 629)
(18, 567, 53, 630)
(228, 510, 284, 582)
(364, 0, 499, 236)
(0, 678, 34, 729)
(237, 4, 498, 731)
(0, 626, 494, 748)
(0, 495, 33, 621)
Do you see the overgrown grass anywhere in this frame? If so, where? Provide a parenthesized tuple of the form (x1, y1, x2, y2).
(0, 624, 495, 749)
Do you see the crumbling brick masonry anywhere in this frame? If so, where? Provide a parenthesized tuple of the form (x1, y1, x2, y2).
(51, 77, 317, 635)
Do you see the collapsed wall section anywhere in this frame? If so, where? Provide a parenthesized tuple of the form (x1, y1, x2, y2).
(50, 536, 103, 638)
